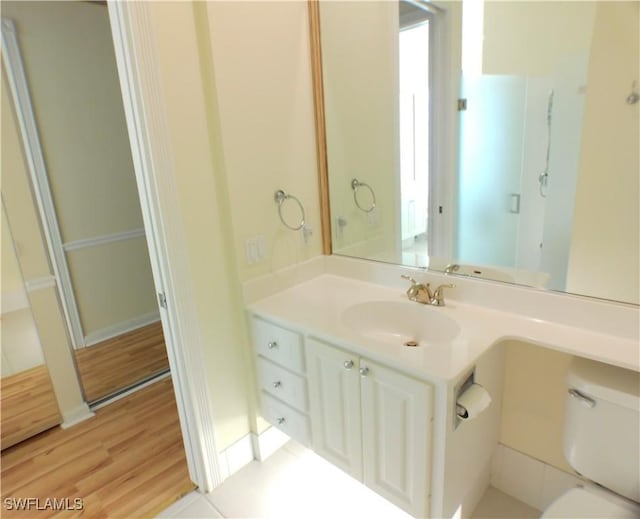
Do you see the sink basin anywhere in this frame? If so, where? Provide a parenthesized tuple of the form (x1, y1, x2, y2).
(341, 301, 460, 346)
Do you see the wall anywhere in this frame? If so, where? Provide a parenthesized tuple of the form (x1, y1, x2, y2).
(140, 1, 326, 450)
(1, 67, 87, 421)
(204, 1, 322, 283)
(1, 203, 29, 313)
(142, 2, 250, 451)
(482, 1, 596, 77)
(567, 1, 640, 305)
(320, 1, 399, 262)
(500, 341, 573, 473)
(2, 1, 157, 342)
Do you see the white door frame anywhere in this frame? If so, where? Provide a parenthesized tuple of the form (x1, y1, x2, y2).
(1, 18, 86, 349)
(107, 2, 222, 492)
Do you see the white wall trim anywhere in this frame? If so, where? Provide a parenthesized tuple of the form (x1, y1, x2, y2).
(251, 426, 291, 462)
(217, 428, 290, 481)
(83, 311, 160, 347)
(24, 275, 57, 293)
(60, 402, 95, 429)
(218, 434, 255, 481)
(62, 228, 146, 252)
(108, 1, 222, 492)
(1, 18, 86, 349)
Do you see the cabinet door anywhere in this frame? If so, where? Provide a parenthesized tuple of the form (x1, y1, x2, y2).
(306, 338, 362, 480)
(360, 358, 432, 518)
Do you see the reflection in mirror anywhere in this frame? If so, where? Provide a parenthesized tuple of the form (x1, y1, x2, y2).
(1, 202, 61, 448)
(314, 0, 639, 305)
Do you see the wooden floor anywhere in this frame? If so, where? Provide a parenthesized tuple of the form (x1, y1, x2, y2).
(75, 322, 170, 403)
(1, 365, 61, 450)
(1, 377, 195, 518)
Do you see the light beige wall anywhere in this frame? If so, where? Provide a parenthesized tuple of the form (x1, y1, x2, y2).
(66, 239, 157, 334)
(205, 1, 322, 282)
(1, 72, 51, 280)
(145, 2, 258, 450)
(1, 204, 28, 312)
(2, 1, 143, 241)
(320, 0, 399, 259)
(482, 1, 596, 76)
(567, 1, 640, 305)
(3, 1, 157, 338)
(500, 341, 573, 473)
(1, 67, 85, 418)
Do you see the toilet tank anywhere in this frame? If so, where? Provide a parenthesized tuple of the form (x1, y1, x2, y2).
(564, 357, 640, 502)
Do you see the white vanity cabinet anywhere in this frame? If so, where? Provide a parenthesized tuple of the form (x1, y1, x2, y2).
(305, 337, 433, 518)
(251, 317, 311, 446)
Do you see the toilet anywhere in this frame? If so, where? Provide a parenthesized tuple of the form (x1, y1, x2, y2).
(542, 357, 640, 518)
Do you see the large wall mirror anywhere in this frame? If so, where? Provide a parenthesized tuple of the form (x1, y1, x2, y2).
(310, 0, 639, 305)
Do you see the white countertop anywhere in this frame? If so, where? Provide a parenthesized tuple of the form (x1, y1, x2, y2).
(247, 273, 640, 383)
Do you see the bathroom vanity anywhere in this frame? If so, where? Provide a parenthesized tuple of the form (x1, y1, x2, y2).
(244, 254, 640, 517)
(253, 309, 437, 517)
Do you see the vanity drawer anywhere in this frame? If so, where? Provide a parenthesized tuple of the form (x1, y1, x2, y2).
(261, 392, 310, 446)
(257, 357, 308, 412)
(252, 317, 304, 373)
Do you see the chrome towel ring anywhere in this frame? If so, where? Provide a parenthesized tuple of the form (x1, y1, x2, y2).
(351, 178, 376, 213)
(274, 189, 306, 231)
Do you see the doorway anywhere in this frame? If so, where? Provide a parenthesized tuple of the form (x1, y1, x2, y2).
(1, 1, 169, 410)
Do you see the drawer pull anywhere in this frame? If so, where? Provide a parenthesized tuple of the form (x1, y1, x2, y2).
(272, 381, 282, 389)
(343, 360, 354, 370)
(359, 366, 370, 377)
(267, 341, 278, 349)
(277, 417, 286, 425)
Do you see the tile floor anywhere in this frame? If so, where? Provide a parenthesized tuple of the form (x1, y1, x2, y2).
(157, 441, 541, 519)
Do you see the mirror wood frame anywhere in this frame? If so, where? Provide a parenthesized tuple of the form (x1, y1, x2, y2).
(308, 0, 332, 255)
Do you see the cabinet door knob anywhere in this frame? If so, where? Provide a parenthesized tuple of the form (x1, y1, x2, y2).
(267, 341, 278, 349)
(277, 417, 286, 425)
(343, 360, 354, 370)
(359, 366, 369, 377)
(272, 381, 282, 389)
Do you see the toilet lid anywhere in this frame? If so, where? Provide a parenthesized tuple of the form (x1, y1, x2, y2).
(543, 488, 640, 518)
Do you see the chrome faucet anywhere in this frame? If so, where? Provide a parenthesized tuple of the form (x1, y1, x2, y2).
(401, 275, 455, 306)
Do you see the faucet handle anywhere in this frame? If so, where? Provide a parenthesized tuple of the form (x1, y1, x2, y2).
(431, 284, 455, 306)
(444, 263, 460, 274)
(401, 275, 420, 301)
(401, 274, 417, 285)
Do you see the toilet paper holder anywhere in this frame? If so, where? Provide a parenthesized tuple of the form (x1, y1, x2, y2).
(453, 367, 492, 430)
(453, 368, 475, 430)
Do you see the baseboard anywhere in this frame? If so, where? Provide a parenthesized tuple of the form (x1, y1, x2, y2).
(218, 434, 255, 480)
(217, 426, 291, 481)
(60, 402, 95, 429)
(251, 426, 290, 462)
(491, 444, 583, 511)
(83, 312, 160, 347)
